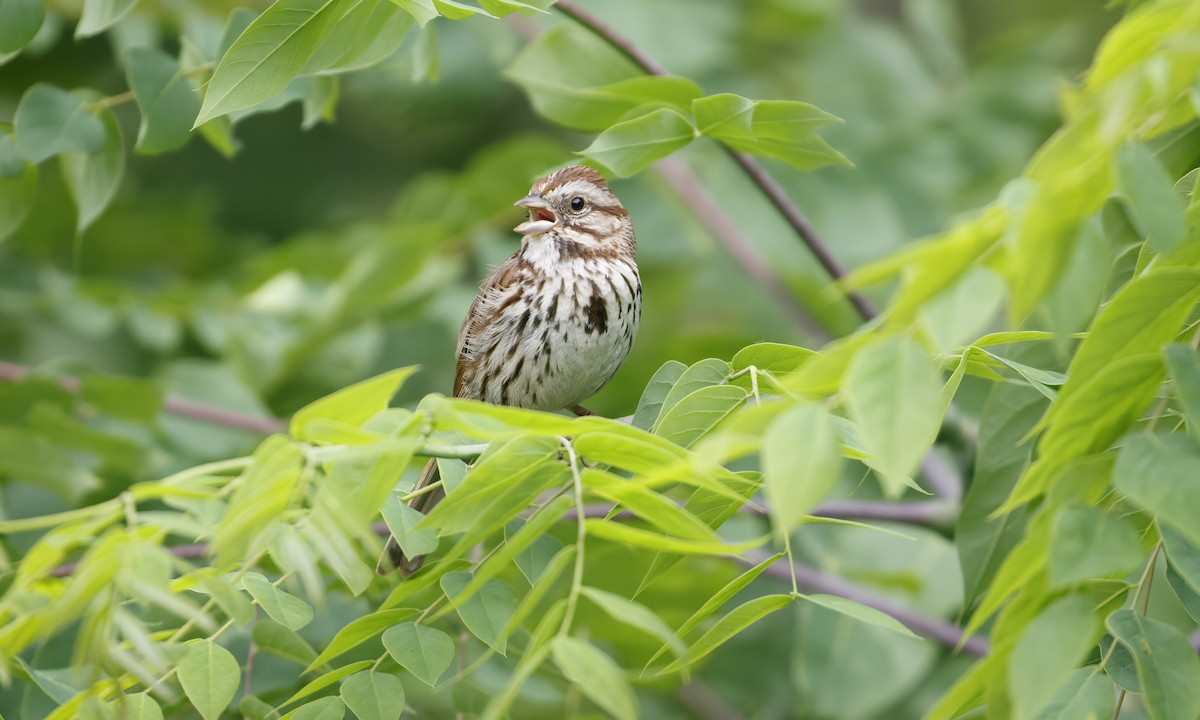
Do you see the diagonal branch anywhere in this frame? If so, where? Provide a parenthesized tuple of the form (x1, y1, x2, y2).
(553, 0, 878, 321)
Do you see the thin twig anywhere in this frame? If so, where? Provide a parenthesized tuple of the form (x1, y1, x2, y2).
(655, 158, 830, 340)
(745, 550, 990, 656)
(553, 0, 878, 322)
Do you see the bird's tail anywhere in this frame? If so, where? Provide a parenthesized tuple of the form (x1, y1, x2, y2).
(376, 458, 445, 576)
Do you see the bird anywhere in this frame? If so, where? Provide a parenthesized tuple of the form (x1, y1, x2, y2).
(377, 165, 641, 575)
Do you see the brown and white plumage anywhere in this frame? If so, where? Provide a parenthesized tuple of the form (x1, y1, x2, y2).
(378, 165, 641, 575)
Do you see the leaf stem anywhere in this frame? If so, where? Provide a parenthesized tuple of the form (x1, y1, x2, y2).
(558, 437, 587, 636)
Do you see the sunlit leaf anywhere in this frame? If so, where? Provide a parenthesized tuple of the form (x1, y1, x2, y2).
(762, 404, 843, 539)
(177, 639, 239, 720)
(579, 108, 695, 178)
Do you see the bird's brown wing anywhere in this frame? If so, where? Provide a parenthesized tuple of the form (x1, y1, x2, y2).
(452, 253, 527, 399)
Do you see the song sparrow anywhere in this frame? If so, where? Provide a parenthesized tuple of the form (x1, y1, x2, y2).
(377, 165, 641, 575)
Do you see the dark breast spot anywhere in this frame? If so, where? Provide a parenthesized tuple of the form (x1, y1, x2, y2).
(584, 294, 608, 335)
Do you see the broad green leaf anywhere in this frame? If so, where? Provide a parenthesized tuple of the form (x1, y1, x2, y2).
(253, 619, 318, 665)
(799, 594, 919, 639)
(380, 492, 438, 558)
(382, 622, 455, 686)
(1161, 524, 1200, 600)
(580, 108, 695, 178)
(339, 670, 404, 720)
(0, 125, 37, 241)
(284, 696, 345, 720)
(0, 0, 42, 52)
(1102, 634, 1141, 692)
(762, 404, 843, 539)
(1166, 559, 1200, 625)
(242, 573, 313, 630)
(457, 496, 572, 595)
(844, 335, 943, 497)
(963, 511, 1051, 640)
(80, 374, 164, 422)
(581, 586, 687, 670)
(284, 661, 372, 705)
(424, 452, 563, 543)
(125, 47, 200, 154)
(240, 696, 279, 720)
(661, 594, 792, 674)
(213, 436, 303, 564)
(1003, 353, 1165, 511)
(504, 24, 697, 132)
(177, 639, 240, 720)
(747, 100, 841, 142)
(1106, 609, 1200, 720)
(15, 85, 105, 163)
(303, 0, 412, 74)
(585, 519, 763, 555)
(113, 694, 163, 720)
(652, 385, 746, 448)
(392, 0, 437, 25)
(76, 0, 137, 38)
(1032, 667, 1113, 720)
(60, 106, 123, 233)
(1048, 505, 1143, 587)
(1009, 596, 1103, 720)
(1113, 433, 1200, 547)
(515, 532, 563, 584)
(631, 360, 686, 430)
(1165, 343, 1200, 444)
(440, 572, 515, 653)
(305, 609, 417, 670)
(676, 552, 783, 639)
(692, 93, 754, 138)
(1052, 267, 1200, 422)
(195, 0, 354, 124)
(730, 342, 816, 377)
(500, 545, 576, 647)
(653, 359, 729, 430)
(1117, 141, 1185, 254)
(291, 366, 417, 439)
(551, 637, 638, 720)
(583, 469, 716, 542)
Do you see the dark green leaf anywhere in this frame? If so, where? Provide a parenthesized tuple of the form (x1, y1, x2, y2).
(440, 572, 515, 654)
(1106, 608, 1200, 720)
(125, 47, 200, 154)
(1165, 343, 1200, 444)
(1031, 667, 1113, 720)
(59, 106, 123, 233)
(1009, 596, 1103, 719)
(14, 84, 105, 163)
(1048, 505, 1143, 587)
(253, 619, 318, 666)
(632, 360, 686, 430)
(0, 0, 42, 53)
(1114, 433, 1200, 547)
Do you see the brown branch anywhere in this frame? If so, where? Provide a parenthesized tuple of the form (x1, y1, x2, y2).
(553, 0, 878, 322)
(0, 360, 287, 435)
(655, 158, 831, 341)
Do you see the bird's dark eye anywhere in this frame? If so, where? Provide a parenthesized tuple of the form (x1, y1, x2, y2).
(570, 196, 586, 212)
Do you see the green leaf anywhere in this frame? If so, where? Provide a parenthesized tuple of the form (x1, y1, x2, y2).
(242, 573, 314, 630)
(585, 518, 763, 556)
(581, 586, 688, 670)
(440, 572, 515, 653)
(14, 84, 105, 163)
(762, 404, 843, 540)
(653, 385, 746, 448)
(1009, 596, 1103, 720)
(731, 342, 816, 377)
(1031, 667, 1113, 720)
(799, 594, 919, 639)
(1106, 608, 1200, 720)
(692, 93, 755, 138)
(677, 552, 783, 639)
(515, 532, 563, 585)
(653, 359, 729, 429)
(302, 0, 412, 74)
(1114, 433, 1200, 547)
(460, 496, 573, 594)
(291, 366, 417, 439)
(76, 0, 137, 38)
(693, 94, 846, 170)
(1166, 558, 1200, 625)
(583, 469, 716, 542)
(125, 47, 200, 154)
(632, 360, 686, 430)
(253, 619, 318, 665)
(0, 125, 37, 242)
(59, 106, 123, 233)
(1161, 524, 1200, 599)
(283, 661, 373, 705)
(339, 670, 404, 720)
(304, 609, 417, 672)
(195, 0, 354, 125)
(579, 108, 695, 178)
(240, 696, 280, 720)
(380, 492, 438, 559)
(499, 545, 576, 648)
(844, 335, 944, 497)
(551, 637, 638, 720)
(0, 0, 42, 53)
(661, 594, 792, 674)
(392, 0, 437, 25)
(284, 696, 345, 720)
(113, 694, 164, 720)
(1165, 343, 1200, 444)
(504, 25, 698, 132)
(382, 622, 455, 686)
(1047, 505, 1143, 587)
(177, 639, 240, 720)
(1117, 141, 1185, 254)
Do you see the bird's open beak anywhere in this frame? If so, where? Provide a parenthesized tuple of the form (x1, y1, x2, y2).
(513, 194, 557, 235)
